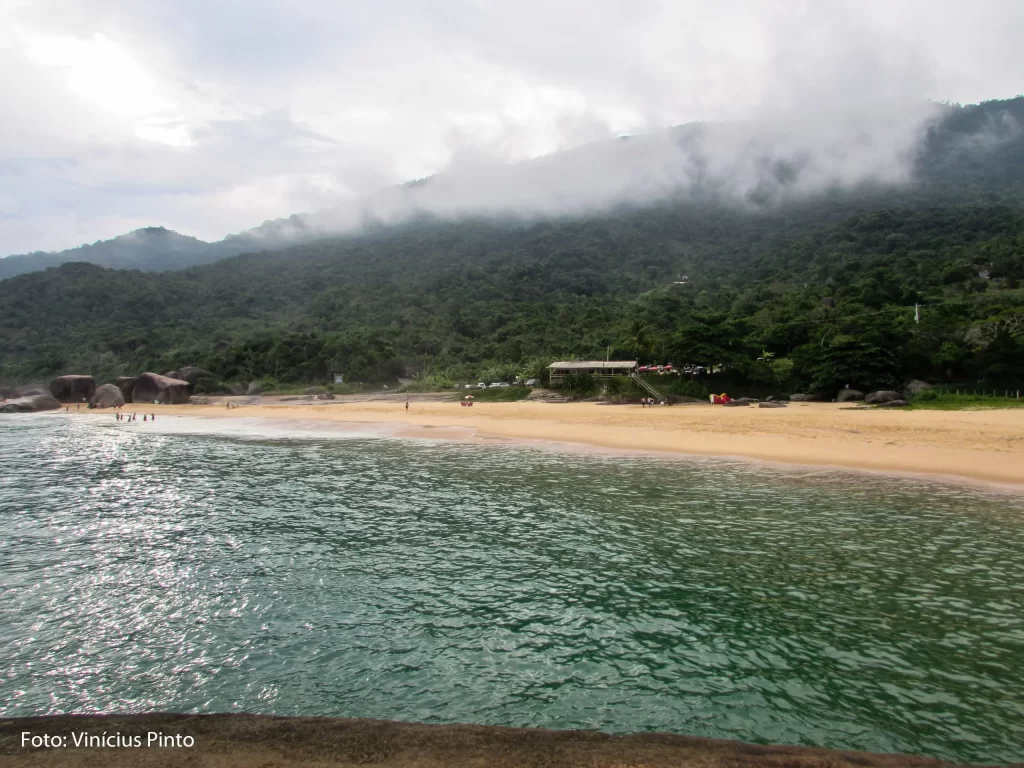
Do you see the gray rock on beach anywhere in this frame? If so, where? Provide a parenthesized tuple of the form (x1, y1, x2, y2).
(133, 372, 191, 404)
(865, 390, 903, 404)
(788, 393, 822, 402)
(1, 393, 62, 413)
(90, 383, 125, 409)
(876, 399, 911, 407)
(178, 366, 216, 387)
(49, 375, 96, 403)
(115, 376, 137, 403)
(758, 401, 787, 408)
(837, 388, 864, 402)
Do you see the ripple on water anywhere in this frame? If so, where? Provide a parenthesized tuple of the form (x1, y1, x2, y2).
(0, 414, 1023, 763)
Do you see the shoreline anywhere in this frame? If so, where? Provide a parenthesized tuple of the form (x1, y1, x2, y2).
(68, 398, 1024, 490)
(0, 714, 978, 767)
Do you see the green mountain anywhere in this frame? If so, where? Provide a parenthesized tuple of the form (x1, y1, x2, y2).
(0, 227, 220, 282)
(1, 98, 1023, 395)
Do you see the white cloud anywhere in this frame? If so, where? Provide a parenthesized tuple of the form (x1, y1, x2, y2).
(1, 0, 1023, 254)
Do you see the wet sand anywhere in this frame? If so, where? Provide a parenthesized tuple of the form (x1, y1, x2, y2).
(103, 398, 1024, 488)
(0, 714, 987, 767)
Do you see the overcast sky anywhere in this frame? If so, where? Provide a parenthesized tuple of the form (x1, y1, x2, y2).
(2, 0, 1022, 255)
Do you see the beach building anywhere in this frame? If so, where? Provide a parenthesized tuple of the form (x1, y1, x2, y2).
(548, 360, 638, 384)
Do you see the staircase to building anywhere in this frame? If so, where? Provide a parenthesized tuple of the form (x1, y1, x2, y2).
(630, 372, 667, 402)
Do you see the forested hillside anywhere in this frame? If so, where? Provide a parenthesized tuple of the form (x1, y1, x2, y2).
(0, 227, 226, 282)
(2, 198, 1022, 396)
(2, 97, 1023, 281)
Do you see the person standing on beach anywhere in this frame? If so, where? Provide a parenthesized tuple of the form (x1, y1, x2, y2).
(151, 414, 155, 421)
(405, 400, 409, 412)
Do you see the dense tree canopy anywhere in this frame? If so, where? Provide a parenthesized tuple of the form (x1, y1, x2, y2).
(1, 199, 1022, 396)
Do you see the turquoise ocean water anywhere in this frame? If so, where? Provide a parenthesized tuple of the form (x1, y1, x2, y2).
(1, 413, 1022, 763)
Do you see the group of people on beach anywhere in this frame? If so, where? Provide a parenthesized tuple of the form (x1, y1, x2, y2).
(640, 397, 664, 407)
(115, 411, 155, 422)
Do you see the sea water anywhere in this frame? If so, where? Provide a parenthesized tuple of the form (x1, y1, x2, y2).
(1, 413, 1022, 763)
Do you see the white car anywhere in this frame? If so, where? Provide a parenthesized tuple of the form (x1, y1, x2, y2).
(488, 382, 503, 388)
(476, 382, 487, 389)
(525, 378, 539, 387)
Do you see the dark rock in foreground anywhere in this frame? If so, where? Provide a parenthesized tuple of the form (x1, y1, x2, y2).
(837, 388, 865, 402)
(759, 401, 787, 408)
(49, 375, 96, 403)
(866, 390, 903, 404)
(115, 376, 137, 403)
(133, 372, 190, 404)
(0, 714, 978, 767)
(0, 393, 61, 413)
(91, 383, 125, 409)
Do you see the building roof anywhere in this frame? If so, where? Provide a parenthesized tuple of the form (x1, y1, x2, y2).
(547, 360, 638, 370)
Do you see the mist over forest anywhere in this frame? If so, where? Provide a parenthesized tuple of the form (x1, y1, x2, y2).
(2, 96, 1024, 397)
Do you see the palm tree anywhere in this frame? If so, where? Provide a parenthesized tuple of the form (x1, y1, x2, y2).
(628, 318, 650, 359)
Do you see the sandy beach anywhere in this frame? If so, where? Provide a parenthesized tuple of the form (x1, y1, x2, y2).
(101, 397, 1024, 488)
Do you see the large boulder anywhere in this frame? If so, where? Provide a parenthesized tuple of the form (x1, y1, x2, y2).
(49, 375, 96, 403)
(246, 381, 264, 396)
(789, 393, 823, 402)
(865, 390, 903, 404)
(115, 376, 138, 403)
(228, 382, 246, 396)
(837, 388, 865, 402)
(133, 372, 191, 404)
(905, 379, 933, 396)
(91, 384, 125, 409)
(164, 370, 182, 381)
(876, 399, 911, 408)
(1, 393, 61, 413)
(178, 366, 216, 388)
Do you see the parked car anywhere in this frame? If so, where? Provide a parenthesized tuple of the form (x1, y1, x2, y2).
(476, 382, 487, 389)
(525, 378, 539, 387)
(496, 382, 510, 387)
(487, 382, 503, 388)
